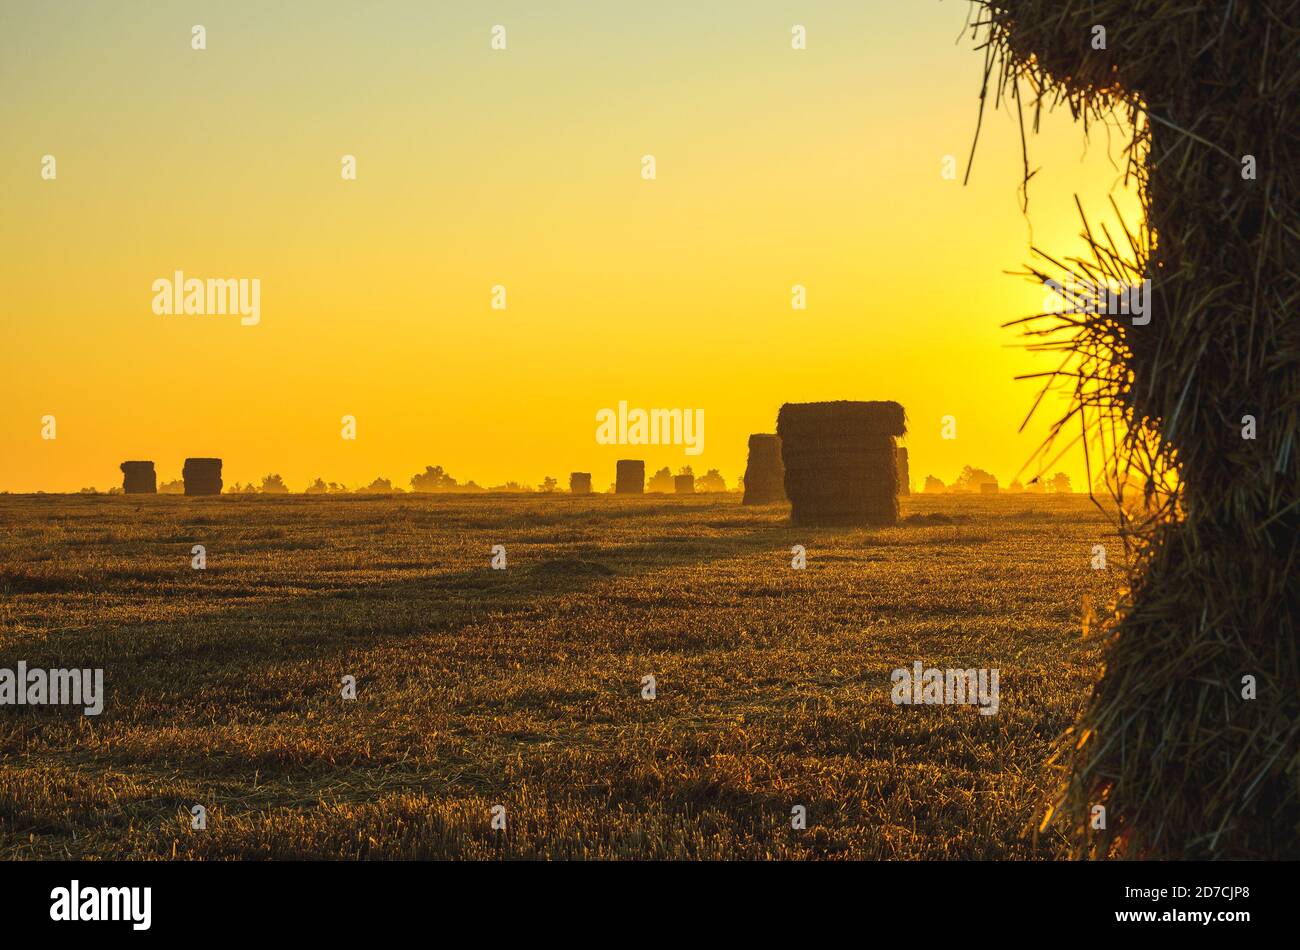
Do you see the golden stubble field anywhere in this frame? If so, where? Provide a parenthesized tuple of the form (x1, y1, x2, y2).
(0, 492, 1122, 859)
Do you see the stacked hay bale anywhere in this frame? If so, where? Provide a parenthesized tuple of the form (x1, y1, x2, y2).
(614, 460, 644, 495)
(674, 473, 694, 494)
(896, 447, 911, 496)
(569, 472, 592, 494)
(776, 401, 905, 526)
(971, 2, 1299, 857)
(979, 482, 999, 495)
(742, 434, 786, 505)
(120, 461, 156, 494)
(182, 458, 223, 496)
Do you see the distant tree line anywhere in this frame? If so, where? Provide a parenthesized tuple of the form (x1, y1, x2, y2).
(96, 462, 1070, 498)
(196, 464, 738, 495)
(921, 466, 1073, 494)
(645, 466, 728, 493)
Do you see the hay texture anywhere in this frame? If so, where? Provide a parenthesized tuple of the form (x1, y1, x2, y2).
(970, 2, 1299, 858)
(569, 472, 592, 495)
(182, 458, 223, 496)
(614, 460, 644, 495)
(120, 460, 156, 494)
(776, 401, 906, 526)
(895, 447, 911, 496)
(673, 473, 694, 494)
(742, 434, 786, 505)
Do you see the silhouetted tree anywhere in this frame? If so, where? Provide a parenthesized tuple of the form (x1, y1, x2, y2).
(647, 466, 674, 493)
(952, 466, 997, 492)
(697, 468, 726, 493)
(410, 465, 459, 492)
(305, 477, 328, 494)
(1050, 472, 1073, 493)
(923, 475, 946, 493)
(539, 476, 558, 493)
(260, 474, 289, 494)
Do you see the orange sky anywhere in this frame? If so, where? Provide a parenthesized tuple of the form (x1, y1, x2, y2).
(0, 1, 1140, 493)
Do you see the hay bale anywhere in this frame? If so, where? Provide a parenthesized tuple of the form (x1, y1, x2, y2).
(569, 472, 592, 495)
(742, 434, 786, 505)
(182, 458, 223, 496)
(896, 447, 910, 496)
(979, 482, 998, 494)
(776, 401, 906, 526)
(119, 460, 156, 494)
(614, 460, 644, 495)
(970, 2, 1300, 857)
(674, 473, 694, 494)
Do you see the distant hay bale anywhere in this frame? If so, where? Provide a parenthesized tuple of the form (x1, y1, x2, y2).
(615, 460, 644, 495)
(896, 447, 911, 496)
(742, 434, 786, 505)
(119, 460, 156, 494)
(674, 473, 694, 494)
(569, 472, 592, 494)
(979, 482, 999, 494)
(182, 457, 223, 496)
(776, 401, 906, 526)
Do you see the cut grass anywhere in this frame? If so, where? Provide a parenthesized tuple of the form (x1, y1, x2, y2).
(0, 492, 1120, 859)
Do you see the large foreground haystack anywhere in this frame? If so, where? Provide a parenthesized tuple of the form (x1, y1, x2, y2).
(971, 2, 1299, 857)
(120, 460, 156, 494)
(569, 472, 592, 495)
(895, 447, 910, 496)
(742, 434, 786, 505)
(182, 458, 223, 496)
(614, 460, 644, 495)
(776, 401, 906, 526)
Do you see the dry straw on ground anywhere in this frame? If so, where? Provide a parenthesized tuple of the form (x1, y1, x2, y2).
(742, 434, 787, 505)
(969, 1, 1298, 858)
(182, 458, 223, 497)
(614, 460, 644, 495)
(776, 401, 906, 526)
(0, 491, 1120, 859)
(119, 460, 156, 494)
